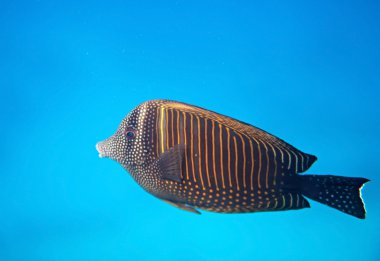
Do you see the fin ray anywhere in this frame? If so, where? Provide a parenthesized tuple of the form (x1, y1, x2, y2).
(298, 175, 369, 219)
(156, 144, 185, 182)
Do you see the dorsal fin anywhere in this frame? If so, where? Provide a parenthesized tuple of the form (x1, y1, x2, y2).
(160, 100, 317, 173)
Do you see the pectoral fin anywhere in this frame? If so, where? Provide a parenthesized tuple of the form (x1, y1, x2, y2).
(156, 144, 185, 182)
(162, 199, 201, 214)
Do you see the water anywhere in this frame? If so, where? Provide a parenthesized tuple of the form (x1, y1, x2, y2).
(1, 1, 379, 260)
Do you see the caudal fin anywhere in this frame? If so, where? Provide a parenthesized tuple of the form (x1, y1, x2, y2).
(298, 175, 369, 219)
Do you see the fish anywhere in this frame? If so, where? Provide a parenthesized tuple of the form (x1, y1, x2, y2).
(96, 99, 369, 219)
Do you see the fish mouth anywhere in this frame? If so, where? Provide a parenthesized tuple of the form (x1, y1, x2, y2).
(96, 136, 115, 159)
(96, 142, 106, 158)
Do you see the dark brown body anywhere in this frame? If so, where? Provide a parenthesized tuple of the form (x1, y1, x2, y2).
(97, 100, 368, 218)
(134, 100, 315, 213)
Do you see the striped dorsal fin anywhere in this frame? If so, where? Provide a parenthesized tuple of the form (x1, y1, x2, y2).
(159, 100, 317, 174)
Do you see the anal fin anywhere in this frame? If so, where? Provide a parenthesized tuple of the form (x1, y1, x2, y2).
(162, 199, 201, 214)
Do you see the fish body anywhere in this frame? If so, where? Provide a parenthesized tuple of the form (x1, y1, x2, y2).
(96, 100, 368, 218)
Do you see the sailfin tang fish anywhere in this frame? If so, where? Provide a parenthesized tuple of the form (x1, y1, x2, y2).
(96, 100, 369, 219)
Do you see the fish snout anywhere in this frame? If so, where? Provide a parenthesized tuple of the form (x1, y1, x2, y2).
(96, 140, 109, 158)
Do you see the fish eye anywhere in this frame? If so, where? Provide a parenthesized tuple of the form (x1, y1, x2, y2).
(125, 128, 136, 140)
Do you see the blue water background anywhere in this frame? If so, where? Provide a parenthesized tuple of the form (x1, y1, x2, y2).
(1, 1, 379, 260)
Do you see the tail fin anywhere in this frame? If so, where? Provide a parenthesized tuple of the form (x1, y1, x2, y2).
(298, 175, 369, 219)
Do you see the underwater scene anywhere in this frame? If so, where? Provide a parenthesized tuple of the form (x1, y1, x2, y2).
(1, 1, 379, 260)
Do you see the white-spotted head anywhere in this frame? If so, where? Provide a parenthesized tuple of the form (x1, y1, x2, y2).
(96, 102, 154, 170)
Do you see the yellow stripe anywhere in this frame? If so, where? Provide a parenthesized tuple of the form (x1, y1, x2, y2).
(233, 136, 240, 191)
(299, 152, 305, 171)
(249, 138, 254, 190)
(196, 115, 204, 189)
(160, 107, 165, 153)
(278, 147, 284, 163)
(279, 195, 286, 210)
(273, 199, 278, 209)
(190, 114, 197, 182)
(285, 149, 292, 170)
(219, 123, 225, 189)
(183, 111, 189, 180)
(165, 108, 169, 150)
(156, 108, 160, 157)
(177, 110, 180, 145)
(261, 141, 270, 189)
(237, 132, 246, 189)
(256, 139, 262, 189)
(170, 109, 174, 147)
(204, 119, 211, 187)
(267, 143, 277, 186)
(175, 110, 182, 179)
(227, 128, 232, 187)
(212, 120, 219, 190)
(289, 193, 293, 209)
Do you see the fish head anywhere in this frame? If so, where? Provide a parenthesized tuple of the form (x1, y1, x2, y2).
(96, 105, 149, 170)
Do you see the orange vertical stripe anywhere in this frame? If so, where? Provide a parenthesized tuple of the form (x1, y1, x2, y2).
(204, 119, 211, 187)
(233, 136, 240, 191)
(165, 109, 169, 150)
(190, 114, 197, 182)
(249, 138, 254, 190)
(227, 128, 232, 187)
(237, 133, 246, 189)
(183, 111, 189, 180)
(219, 124, 225, 189)
(196, 115, 204, 189)
(256, 139, 262, 189)
(211, 120, 219, 190)
(171, 109, 174, 147)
